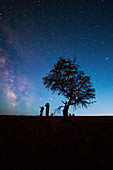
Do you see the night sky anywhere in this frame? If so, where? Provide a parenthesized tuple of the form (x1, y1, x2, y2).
(0, 0, 113, 116)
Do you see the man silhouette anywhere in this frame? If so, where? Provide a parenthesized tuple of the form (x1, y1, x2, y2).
(39, 106, 44, 117)
(45, 103, 50, 117)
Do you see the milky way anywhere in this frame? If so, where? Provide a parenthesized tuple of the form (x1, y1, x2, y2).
(0, 0, 113, 115)
(0, 25, 33, 114)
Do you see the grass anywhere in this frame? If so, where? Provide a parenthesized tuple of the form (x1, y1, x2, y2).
(0, 115, 113, 169)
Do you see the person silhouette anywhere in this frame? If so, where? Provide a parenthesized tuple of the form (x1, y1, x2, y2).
(39, 106, 44, 117)
(45, 103, 50, 117)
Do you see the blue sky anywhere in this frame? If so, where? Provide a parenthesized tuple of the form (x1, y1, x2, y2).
(0, 0, 113, 115)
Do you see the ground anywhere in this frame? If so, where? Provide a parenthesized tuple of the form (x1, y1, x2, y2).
(0, 115, 113, 169)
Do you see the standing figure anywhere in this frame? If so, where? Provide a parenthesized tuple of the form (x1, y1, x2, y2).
(45, 103, 50, 117)
(40, 106, 44, 117)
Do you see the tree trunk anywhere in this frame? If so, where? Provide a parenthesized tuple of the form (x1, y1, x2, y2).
(63, 97, 72, 117)
(63, 104, 69, 117)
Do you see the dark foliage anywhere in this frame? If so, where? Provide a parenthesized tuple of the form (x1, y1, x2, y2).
(43, 57, 96, 116)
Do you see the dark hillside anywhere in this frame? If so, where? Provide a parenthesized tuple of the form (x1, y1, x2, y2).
(0, 116, 113, 169)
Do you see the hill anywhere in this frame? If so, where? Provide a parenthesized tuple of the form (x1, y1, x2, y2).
(0, 115, 113, 169)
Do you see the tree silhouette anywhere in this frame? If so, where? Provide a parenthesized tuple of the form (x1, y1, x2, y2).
(43, 57, 96, 117)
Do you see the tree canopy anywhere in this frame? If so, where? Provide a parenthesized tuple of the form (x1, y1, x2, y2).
(43, 57, 96, 116)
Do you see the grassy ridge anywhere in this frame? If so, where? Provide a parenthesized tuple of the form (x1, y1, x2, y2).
(0, 116, 113, 169)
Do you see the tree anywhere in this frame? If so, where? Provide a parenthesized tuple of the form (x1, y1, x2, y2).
(43, 57, 96, 117)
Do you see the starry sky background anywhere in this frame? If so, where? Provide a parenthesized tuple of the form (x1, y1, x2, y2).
(0, 0, 113, 116)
